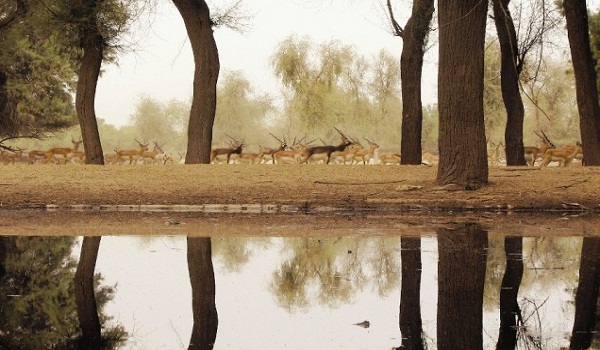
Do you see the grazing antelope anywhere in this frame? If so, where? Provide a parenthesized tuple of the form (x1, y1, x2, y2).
(114, 139, 149, 165)
(211, 136, 244, 164)
(234, 150, 264, 164)
(299, 127, 353, 165)
(44, 138, 83, 164)
(353, 138, 379, 165)
(524, 131, 554, 166)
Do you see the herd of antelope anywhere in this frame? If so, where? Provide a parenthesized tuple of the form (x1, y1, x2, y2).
(0, 129, 584, 167)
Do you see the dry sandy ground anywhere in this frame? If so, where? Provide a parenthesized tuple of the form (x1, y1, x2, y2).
(0, 164, 599, 235)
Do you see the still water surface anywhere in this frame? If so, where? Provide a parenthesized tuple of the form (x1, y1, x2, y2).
(1, 215, 598, 349)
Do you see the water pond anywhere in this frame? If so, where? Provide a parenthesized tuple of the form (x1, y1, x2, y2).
(0, 211, 599, 349)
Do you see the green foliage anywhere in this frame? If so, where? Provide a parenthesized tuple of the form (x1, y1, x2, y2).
(0, 237, 126, 349)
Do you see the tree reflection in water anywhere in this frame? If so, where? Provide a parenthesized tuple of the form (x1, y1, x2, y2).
(187, 237, 218, 350)
(399, 236, 425, 349)
(0, 236, 125, 349)
(570, 236, 600, 349)
(437, 223, 488, 350)
(271, 237, 401, 311)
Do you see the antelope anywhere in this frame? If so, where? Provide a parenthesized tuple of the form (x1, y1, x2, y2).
(234, 150, 264, 164)
(141, 141, 166, 164)
(0, 149, 23, 165)
(378, 152, 401, 165)
(332, 142, 363, 165)
(353, 138, 379, 165)
(299, 127, 353, 165)
(273, 138, 308, 164)
(68, 150, 85, 164)
(487, 141, 504, 166)
(259, 133, 288, 164)
(162, 153, 175, 164)
(44, 138, 83, 164)
(210, 136, 244, 164)
(524, 131, 554, 166)
(539, 142, 583, 167)
(114, 139, 149, 165)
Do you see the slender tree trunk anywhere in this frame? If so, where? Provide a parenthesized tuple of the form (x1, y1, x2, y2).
(437, 224, 488, 350)
(400, 0, 434, 165)
(437, 0, 489, 188)
(563, 0, 600, 166)
(187, 237, 218, 350)
(0, 70, 19, 137)
(399, 236, 425, 349)
(496, 237, 524, 350)
(74, 236, 102, 349)
(73, 0, 105, 165)
(493, 0, 526, 166)
(172, 0, 220, 164)
(570, 237, 600, 350)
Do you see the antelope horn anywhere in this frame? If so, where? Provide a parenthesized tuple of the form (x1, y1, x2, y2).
(269, 132, 284, 144)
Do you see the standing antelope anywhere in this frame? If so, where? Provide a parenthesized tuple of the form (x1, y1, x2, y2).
(299, 127, 353, 165)
(524, 131, 554, 166)
(539, 142, 583, 167)
(260, 133, 288, 164)
(353, 139, 379, 165)
(0, 149, 23, 165)
(141, 141, 166, 164)
(45, 138, 83, 164)
(210, 137, 244, 164)
(114, 139, 149, 165)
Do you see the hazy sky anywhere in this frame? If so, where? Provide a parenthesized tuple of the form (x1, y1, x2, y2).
(95, 0, 438, 127)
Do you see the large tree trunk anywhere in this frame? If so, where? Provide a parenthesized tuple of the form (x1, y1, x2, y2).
(569, 237, 600, 350)
(399, 236, 425, 349)
(73, 0, 105, 165)
(563, 0, 600, 166)
(172, 0, 220, 164)
(496, 237, 524, 350)
(437, 224, 488, 350)
(187, 237, 218, 350)
(399, 0, 434, 165)
(74, 236, 102, 349)
(492, 0, 526, 166)
(437, 0, 489, 188)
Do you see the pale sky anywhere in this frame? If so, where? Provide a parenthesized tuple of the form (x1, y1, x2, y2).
(95, 0, 438, 128)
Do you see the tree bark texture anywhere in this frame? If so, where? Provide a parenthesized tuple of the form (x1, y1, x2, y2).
(563, 0, 600, 165)
(400, 0, 434, 165)
(74, 236, 102, 349)
(437, 224, 488, 350)
(437, 0, 489, 188)
(172, 0, 220, 164)
(187, 237, 218, 350)
(399, 236, 425, 349)
(496, 237, 524, 350)
(569, 237, 600, 350)
(492, 0, 526, 166)
(74, 0, 105, 165)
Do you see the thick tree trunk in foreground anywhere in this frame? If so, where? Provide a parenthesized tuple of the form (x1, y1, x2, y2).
(563, 0, 600, 165)
(399, 0, 434, 165)
(437, 0, 489, 188)
(74, 0, 105, 165)
(172, 0, 220, 164)
(493, 0, 526, 166)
